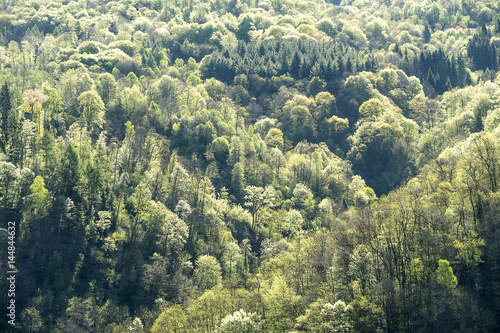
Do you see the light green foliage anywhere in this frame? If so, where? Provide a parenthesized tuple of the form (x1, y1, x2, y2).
(291, 183, 310, 204)
(436, 259, 458, 293)
(19, 89, 48, 136)
(168, 163, 192, 209)
(122, 85, 148, 119)
(28, 175, 50, 217)
(42, 86, 63, 118)
(78, 90, 105, 130)
(409, 93, 433, 125)
(409, 258, 425, 286)
(315, 91, 336, 120)
(175, 199, 192, 220)
(222, 241, 244, 277)
(156, 202, 189, 254)
(316, 19, 337, 38)
(254, 118, 277, 137)
(280, 95, 316, 143)
(244, 185, 277, 230)
(344, 74, 376, 109)
(194, 255, 223, 290)
(65, 297, 99, 332)
(454, 233, 485, 267)
(58, 70, 94, 111)
(128, 317, 144, 333)
(152, 305, 188, 333)
(96, 73, 116, 106)
(21, 307, 43, 332)
(0, 162, 23, 220)
(218, 310, 261, 333)
(188, 285, 234, 333)
(209, 137, 230, 164)
(108, 40, 137, 57)
(325, 115, 349, 139)
(284, 209, 304, 237)
(341, 25, 368, 47)
(205, 78, 226, 100)
(86, 211, 112, 243)
(320, 301, 353, 333)
(294, 299, 325, 332)
(358, 98, 385, 119)
(349, 245, 374, 292)
(377, 68, 399, 93)
(367, 17, 388, 38)
(262, 275, 302, 332)
(265, 128, 284, 149)
(350, 295, 382, 333)
(290, 105, 315, 143)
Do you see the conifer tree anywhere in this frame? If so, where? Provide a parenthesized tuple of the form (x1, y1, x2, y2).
(0, 82, 11, 153)
(423, 25, 431, 43)
(59, 143, 81, 198)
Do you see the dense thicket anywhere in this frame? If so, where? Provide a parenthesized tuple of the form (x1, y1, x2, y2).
(0, 0, 500, 332)
(201, 39, 370, 83)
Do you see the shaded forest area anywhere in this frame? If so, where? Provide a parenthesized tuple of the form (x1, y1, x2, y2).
(0, 0, 500, 331)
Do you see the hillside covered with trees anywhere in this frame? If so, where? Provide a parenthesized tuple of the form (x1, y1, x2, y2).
(1, 0, 500, 331)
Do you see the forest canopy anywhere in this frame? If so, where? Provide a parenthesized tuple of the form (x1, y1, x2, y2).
(1, 0, 500, 331)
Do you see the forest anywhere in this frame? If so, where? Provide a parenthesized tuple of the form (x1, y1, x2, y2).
(0, 0, 500, 331)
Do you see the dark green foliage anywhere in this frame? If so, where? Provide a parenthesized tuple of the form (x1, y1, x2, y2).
(415, 49, 467, 94)
(347, 116, 416, 194)
(236, 16, 254, 42)
(231, 162, 245, 202)
(58, 143, 80, 198)
(201, 39, 362, 85)
(467, 24, 498, 71)
(423, 25, 431, 42)
(0, 82, 11, 153)
(5, 101, 21, 163)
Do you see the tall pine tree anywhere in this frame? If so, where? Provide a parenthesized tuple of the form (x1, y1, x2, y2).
(0, 82, 12, 153)
(468, 23, 497, 71)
